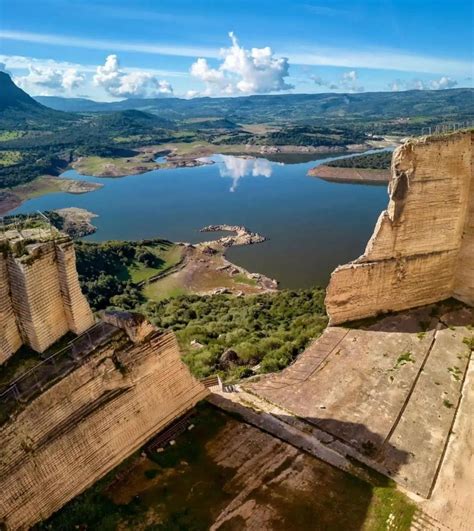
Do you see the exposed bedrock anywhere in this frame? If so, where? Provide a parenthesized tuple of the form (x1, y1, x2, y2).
(326, 130, 474, 324)
(0, 313, 208, 530)
(0, 234, 94, 363)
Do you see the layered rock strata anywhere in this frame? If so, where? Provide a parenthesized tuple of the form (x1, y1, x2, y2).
(0, 315, 208, 530)
(0, 234, 94, 361)
(326, 130, 474, 324)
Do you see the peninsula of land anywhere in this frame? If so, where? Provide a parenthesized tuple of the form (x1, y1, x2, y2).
(308, 149, 392, 184)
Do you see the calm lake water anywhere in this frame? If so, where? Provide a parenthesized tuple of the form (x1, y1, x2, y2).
(11, 153, 388, 288)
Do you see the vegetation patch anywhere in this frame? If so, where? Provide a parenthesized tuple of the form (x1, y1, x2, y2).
(75, 239, 183, 310)
(326, 150, 392, 169)
(447, 366, 462, 382)
(144, 289, 327, 379)
(0, 150, 23, 167)
(0, 130, 25, 141)
(462, 335, 474, 350)
(364, 484, 416, 530)
(72, 152, 162, 177)
(394, 351, 415, 369)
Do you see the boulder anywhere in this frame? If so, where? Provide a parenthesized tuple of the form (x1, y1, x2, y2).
(218, 348, 241, 370)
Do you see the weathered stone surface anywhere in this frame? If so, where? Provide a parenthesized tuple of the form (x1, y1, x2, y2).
(326, 130, 474, 324)
(0, 234, 94, 361)
(0, 253, 22, 364)
(101, 310, 157, 343)
(247, 303, 474, 498)
(0, 327, 208, 530)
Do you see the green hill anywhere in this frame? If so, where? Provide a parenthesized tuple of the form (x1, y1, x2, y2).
(36, 88, 474, 127)
(0, 72, 75, 128)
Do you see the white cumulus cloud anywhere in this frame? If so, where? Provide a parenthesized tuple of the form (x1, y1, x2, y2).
(94, 54, 173, 98)
(310, 70, 363, 92)
(14, 65, 85, 94)
(190, 32, 293, 96)
(389, 76, 459, 91)
(62, 68, 86, 90)
(342, 70, 357, 83)
(430, 76, 458, 90)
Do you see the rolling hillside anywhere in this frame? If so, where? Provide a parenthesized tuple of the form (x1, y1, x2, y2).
(36, 88, 474, 124)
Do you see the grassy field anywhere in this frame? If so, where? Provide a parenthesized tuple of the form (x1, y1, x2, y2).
(159, 140, 266, 157)
(112, 134, 154, 144)
(142, 253, 260, 304)
(75, 239, 185, 310)
(127, 244, 183, 283)
(0, 130, 25, 141)
(143, 274, 189, 301)
(73, 153, 160, 177)
(0, 176, 101, 217)
(0, 150, 23, 167)
(9, 176, 68, 198)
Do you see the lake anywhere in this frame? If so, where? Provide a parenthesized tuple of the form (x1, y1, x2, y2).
(10, 153, 388, 288)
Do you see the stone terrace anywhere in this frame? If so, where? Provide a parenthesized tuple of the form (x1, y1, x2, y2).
(244, 301, 473, 498)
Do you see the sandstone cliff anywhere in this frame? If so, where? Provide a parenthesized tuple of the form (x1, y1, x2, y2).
(0, 315, 208, 530)
(326, 130, 474, 324)
(0, 231, 94, 362)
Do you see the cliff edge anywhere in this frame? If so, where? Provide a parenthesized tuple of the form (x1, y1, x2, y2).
(326, 130, 474, 324)
(0, 313, 208, 530)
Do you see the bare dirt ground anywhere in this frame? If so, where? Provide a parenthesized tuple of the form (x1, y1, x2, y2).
(0, 191, 21, 215)
(106, 406, 414, 531)
(55, 207, 98, 238)
(143, 227, 277, 301)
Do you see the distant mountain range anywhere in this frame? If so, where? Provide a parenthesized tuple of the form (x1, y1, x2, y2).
(1, 70, 472, 127)
(35, 88, 474, 124)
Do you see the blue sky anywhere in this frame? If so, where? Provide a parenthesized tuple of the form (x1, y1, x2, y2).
(1, 0, 472, 100)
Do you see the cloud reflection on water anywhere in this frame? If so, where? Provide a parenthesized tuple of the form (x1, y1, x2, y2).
(216, 155, 278, 191)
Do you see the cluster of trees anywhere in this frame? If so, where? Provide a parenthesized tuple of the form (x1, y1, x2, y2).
(261, 125, 367, 147)
(75, 240, 166, 310)
(208, 125, 367, 148)
(144, 289, 327, 379)
(327, 150, 392, 169)
(0, 147, 70, 188)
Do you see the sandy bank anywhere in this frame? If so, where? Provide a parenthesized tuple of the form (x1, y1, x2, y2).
(308, 164, 390, 184)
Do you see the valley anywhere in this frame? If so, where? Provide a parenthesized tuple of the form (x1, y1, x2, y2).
(0, 67, 473, 531)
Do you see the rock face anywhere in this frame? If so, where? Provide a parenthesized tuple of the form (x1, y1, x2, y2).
(326, 130, 474, 324)
(0, 233, 94, 362)
(200, 224, 266, 247)
(0, 315, 208, 530)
